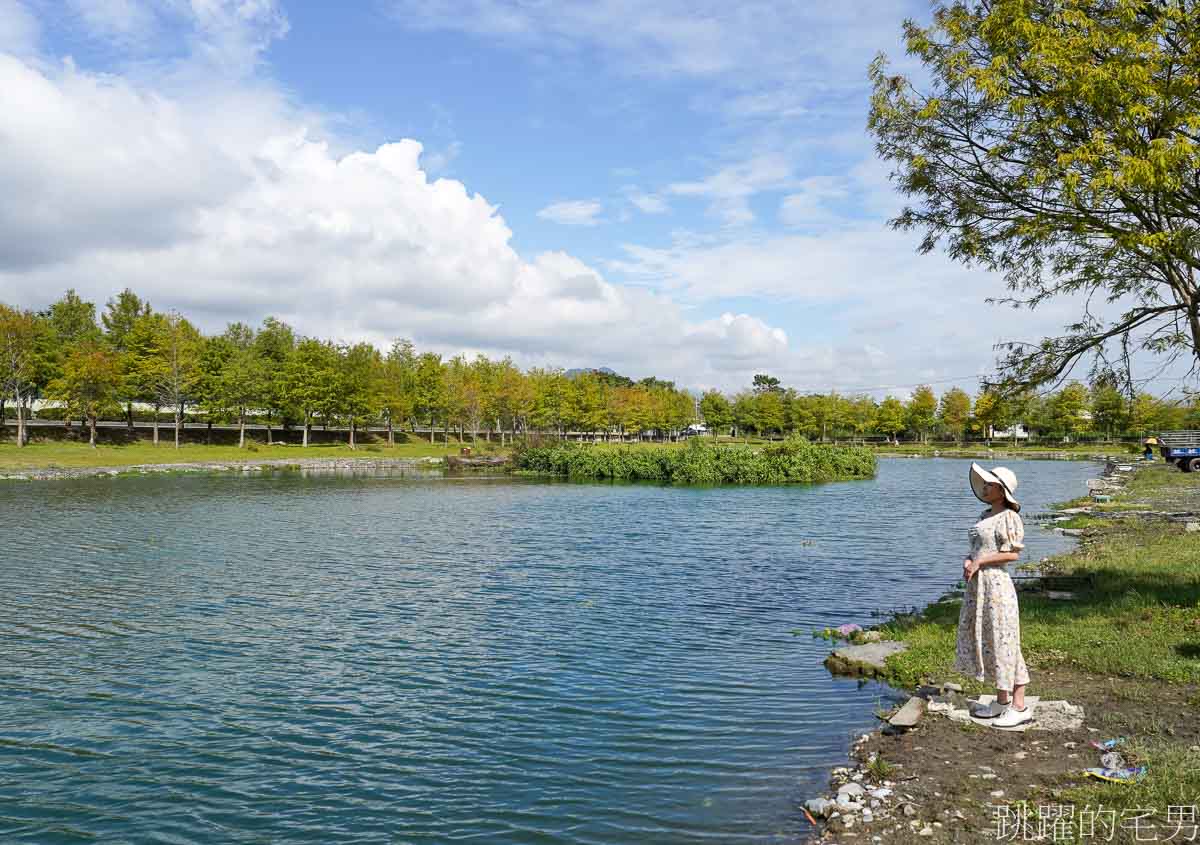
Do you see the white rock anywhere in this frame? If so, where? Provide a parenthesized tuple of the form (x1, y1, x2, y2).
(806, 798, 835, 817)
(870, 788, 893, 800)
(919, 826, 934, 836)
(836, 794, 862, 811)
(839, 782, 867, 798)
(991, 790, 1005, 798)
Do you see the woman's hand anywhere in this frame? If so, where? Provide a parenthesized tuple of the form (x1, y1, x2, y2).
(963, 557, 980, 582)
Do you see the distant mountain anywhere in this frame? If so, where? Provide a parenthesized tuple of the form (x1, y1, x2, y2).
(565, 366, 618, 379)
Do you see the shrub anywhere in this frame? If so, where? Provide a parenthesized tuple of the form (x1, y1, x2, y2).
(513, 436, 875, 485)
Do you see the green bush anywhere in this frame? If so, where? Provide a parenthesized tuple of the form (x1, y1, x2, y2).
(513, 437, 875, 485)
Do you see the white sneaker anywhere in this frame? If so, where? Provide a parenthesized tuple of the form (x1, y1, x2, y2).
(993, 704, 1034, 728)
(971, 700, 1006, 719)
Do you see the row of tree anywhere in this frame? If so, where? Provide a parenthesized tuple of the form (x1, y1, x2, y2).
(0, 290, 698, 448)
(699, 376, 1200, 444)
(3, 290, 1196, 450)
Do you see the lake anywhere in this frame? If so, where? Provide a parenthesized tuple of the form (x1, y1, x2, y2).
(0, 456, 1098, 844)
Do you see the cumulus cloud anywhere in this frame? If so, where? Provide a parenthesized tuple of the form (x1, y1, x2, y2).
(536, 199, 604, 226)
(0, 37, 792, 390)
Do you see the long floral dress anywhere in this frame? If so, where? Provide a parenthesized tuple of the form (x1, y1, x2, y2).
(954, 507, 1030, 691)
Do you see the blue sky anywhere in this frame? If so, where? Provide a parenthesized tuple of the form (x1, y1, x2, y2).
(0, 0, 1187, 397)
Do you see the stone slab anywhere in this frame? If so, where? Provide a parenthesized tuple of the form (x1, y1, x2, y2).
(888, 696, 926, 728)
(824, 640, 908, 677)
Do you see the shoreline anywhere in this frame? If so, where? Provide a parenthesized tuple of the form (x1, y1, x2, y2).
(875, 448, 1129, 462)
(0, 456, 446, 482)
(805, 460, 1200, 843)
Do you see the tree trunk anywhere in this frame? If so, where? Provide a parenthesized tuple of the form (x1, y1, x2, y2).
(387, 417, 394, 447)
(1, 396, 6, 426)
(266, 412, 273, 445)
(88, 414, 97, 448)
(349, 420, 356, 449)
(239, 411, 246, 449)
(127, 402, 134, 433)
(16, 394, 26, 447)
(153, 405, 160, 445)
(206, 419, 213, 445)
(303, 412, 310, 447)
(174, 403, 182, 449)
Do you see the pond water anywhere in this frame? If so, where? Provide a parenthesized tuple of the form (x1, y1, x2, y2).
(0, 457, 1098, 844)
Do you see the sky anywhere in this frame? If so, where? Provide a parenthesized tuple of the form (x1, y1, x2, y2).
(0, 0, 1189, 398)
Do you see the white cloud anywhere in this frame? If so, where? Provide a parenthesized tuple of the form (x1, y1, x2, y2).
(421, 139, 462, 176)
(0, 0, 37, 54)
(623, 187, 669, 215)
(779, 177, 848, 228)
(68, 0, 158, 42)
(666, 153, 795, 225)
(388, 0, 918, 92)
(0, 42, 793, 391)
(536, 199, 604, 226)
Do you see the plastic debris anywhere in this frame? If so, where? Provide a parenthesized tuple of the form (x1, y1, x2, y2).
(1084, 766, 1147, 784)
(1090, 738, 1126, 751)
(1099, 751, 1127, 769)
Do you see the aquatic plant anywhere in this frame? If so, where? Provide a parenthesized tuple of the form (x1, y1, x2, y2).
(513, 437, 875, 486)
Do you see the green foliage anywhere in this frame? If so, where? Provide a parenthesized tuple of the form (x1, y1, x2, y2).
(514, 436, 876, 485)
(869, 0, 1200, 386)
(876, 395, 907, 441)
(45, 340, 122, 444)
(937, 386, 972, 443)
(906, 384, 938, 442)
(699, 389, 732, 434)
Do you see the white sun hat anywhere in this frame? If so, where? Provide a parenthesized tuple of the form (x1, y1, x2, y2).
(969, 463, 1021, 512)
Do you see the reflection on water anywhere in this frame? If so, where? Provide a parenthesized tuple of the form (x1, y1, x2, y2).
(0, 457, 1097, 844)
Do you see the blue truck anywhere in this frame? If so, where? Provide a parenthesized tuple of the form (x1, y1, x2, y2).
(1157, 430, 1200, 473)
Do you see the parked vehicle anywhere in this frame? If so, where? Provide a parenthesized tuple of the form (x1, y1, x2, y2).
(1157, 430, 1200, 472)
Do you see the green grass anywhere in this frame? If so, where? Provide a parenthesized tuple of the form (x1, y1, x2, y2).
(1050, 740, 1200, 844)
(0, 439, 460, 471)
(879, 517, 1200, 686)
(871, 463, 1200, 832)
(876, 442, 1136, 456)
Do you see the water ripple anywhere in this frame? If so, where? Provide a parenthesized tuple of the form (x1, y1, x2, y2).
(0, 457, 1096, 844)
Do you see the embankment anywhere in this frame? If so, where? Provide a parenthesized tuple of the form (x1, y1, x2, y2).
(805, 460, 1200, 843)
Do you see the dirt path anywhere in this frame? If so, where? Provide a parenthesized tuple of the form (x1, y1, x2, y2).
(805, 667, 1200, 843)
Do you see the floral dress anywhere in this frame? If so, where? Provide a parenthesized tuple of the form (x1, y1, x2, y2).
(954, 507, 1030, 691)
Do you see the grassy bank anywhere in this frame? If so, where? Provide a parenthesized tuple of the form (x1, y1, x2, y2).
(515, 437, 876, 484)
(875, 463, 1200, 832)
(875, 442, 1140, 459)
(0, 440, 461, 472)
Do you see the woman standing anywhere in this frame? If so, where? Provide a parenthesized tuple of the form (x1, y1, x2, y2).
(955, 463, 1033, 728)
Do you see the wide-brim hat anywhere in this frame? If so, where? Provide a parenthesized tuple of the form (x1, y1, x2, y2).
(970, 462, 1020, 512)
